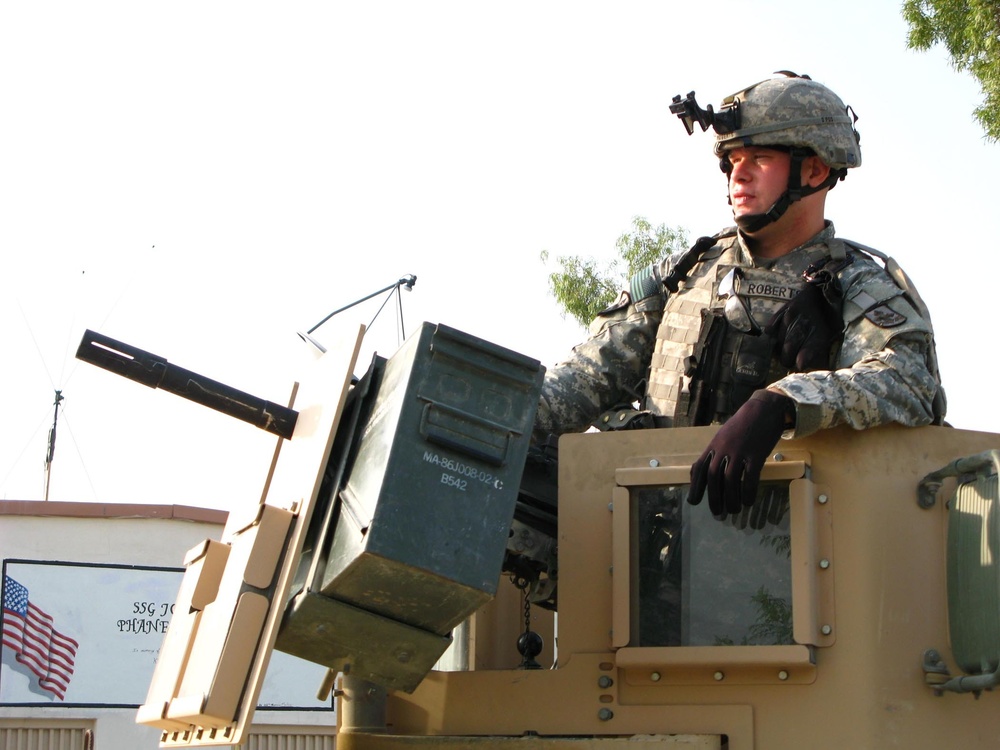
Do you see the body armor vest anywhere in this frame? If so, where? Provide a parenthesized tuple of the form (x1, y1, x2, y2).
(645, 234, 844, 426)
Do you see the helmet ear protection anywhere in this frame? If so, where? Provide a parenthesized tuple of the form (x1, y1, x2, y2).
(672, 72, 861, 232)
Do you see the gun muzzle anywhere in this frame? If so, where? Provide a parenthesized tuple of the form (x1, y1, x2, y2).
(76, 329, 298, 440)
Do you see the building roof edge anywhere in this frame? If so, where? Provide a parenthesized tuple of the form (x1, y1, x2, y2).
(0, 500, 227, 524)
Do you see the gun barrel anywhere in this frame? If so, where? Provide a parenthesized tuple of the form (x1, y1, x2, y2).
(76, 330, 298, 440)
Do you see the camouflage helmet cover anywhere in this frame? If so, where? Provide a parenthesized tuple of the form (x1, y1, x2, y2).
(713, 74, 862, 170)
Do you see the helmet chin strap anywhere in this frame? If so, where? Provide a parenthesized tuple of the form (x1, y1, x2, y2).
(725, 147, 845, 234)
(735, 193, 795, 233)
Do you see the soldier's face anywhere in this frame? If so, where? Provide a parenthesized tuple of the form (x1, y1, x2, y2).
(727, 146, 791, 223)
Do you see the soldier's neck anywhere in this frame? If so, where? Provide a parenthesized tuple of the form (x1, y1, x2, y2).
(743, 204, 827, 260)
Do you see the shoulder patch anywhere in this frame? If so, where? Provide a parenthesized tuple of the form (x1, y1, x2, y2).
(629, 265, 662, 304)
(865, 304, 907, 328)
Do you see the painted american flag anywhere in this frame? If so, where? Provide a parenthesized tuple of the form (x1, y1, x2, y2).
(2, 575, 79, 700)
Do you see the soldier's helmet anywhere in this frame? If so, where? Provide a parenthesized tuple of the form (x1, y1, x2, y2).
(713, 73, 862, 170)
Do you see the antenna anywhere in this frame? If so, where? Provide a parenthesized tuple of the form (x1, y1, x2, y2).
(299, 274, 417, 350)
(43, 389, 64, 502)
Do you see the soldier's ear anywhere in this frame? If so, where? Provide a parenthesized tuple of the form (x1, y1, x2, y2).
(802, 155, 831, 189)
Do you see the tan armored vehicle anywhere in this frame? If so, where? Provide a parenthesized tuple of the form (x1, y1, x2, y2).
(78, 323, 1000, 749)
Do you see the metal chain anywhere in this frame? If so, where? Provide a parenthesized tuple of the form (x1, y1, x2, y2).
(523, 586, 532, 635)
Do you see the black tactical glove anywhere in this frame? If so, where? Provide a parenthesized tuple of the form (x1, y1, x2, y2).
(765, 283, 842, 372)
(687, 389, 795, 516)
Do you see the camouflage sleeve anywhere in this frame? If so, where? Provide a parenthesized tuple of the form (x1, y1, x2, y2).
(767, 251, 943, 438)
(534, 284, 665, 439)
(768, 332, 938, 438)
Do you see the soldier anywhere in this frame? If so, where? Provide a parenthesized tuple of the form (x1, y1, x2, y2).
(535, 72, 945, 517)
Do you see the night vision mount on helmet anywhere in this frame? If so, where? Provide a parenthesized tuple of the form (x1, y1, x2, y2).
(670, 71, 862, 233)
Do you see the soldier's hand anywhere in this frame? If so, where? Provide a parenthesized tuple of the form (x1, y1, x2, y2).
(766, 283, 841, 372)
(687, 390, 795, 516)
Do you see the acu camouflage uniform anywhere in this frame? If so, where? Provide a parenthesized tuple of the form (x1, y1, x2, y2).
(537, 73, 944, 441)
(535, 223, 944, 440)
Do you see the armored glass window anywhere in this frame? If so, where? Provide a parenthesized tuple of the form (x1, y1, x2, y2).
(634, 482, 792, 647)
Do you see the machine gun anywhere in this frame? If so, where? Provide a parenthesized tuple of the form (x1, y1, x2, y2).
(77, 323, 550, 745)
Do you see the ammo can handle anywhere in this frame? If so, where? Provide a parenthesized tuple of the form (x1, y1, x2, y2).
(419, 400, 514, 467)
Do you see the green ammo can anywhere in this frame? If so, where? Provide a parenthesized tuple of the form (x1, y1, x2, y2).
(276, 323, 545, 692)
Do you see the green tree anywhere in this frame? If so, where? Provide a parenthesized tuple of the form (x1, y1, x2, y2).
(541, 216, 688, 328)
(903, 0, 1000, 141)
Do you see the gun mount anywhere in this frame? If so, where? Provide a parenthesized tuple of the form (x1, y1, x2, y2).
(77, 323, 549, 744)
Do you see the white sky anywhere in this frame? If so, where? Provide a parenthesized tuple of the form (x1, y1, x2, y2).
(3, 1, 997, 510)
